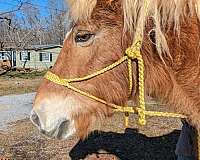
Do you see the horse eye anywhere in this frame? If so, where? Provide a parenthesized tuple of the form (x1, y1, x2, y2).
(75, 32, 94, 43)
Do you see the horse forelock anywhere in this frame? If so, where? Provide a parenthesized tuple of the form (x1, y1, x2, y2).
(67, 0, 97, 22)
(66, 0, 200, 61)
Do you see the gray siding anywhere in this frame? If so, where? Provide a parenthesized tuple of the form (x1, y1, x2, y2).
(16, 48, 61, 69)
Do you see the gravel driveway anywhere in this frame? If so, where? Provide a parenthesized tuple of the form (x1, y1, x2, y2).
(0, 93, 35, 130)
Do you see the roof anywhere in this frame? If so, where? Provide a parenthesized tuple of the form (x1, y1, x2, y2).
(25, 44, 62, 51)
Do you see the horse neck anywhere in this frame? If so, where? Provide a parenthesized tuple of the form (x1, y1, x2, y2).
(142, 13, 200, 95)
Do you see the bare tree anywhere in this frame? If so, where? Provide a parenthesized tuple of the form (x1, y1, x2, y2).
(0, 0, 69, 71)
(0, 1, 23, 16)
(0, 0, 68, 50)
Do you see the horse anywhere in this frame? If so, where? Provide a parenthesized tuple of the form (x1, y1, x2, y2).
(30, 0, 200, 140)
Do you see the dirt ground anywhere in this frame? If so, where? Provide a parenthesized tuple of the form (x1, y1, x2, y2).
(0, 71, 44, 96)
(0, 78, 41, 96)
(0, 105, 182, 160)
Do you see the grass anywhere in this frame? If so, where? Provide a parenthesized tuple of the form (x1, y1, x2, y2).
(0, 70, 46, 96)
(1, 70, 47, 79)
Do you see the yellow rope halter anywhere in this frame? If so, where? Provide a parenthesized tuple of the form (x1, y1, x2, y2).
(44, 41, 186, 127)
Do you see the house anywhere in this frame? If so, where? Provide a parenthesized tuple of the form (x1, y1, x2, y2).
(16, 44, 62, 70)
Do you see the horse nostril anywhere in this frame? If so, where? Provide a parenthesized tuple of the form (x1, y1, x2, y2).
(57, 120, 70, 139)
(30, 111, 41, 128)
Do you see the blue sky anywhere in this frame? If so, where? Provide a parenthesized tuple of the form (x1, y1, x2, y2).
(0, 0, 66, 17)
(0, 0, 22, 12)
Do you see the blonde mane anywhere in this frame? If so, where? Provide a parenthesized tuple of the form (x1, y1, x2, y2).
(67, 0, 200, 57)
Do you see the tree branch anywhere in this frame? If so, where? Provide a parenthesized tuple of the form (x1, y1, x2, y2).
(0, 2, 23, 16)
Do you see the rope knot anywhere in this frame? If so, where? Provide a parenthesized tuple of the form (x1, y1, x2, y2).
(125, 40, 142, 59)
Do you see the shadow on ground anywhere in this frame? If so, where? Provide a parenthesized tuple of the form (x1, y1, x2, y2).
(70, 128, 180, 160)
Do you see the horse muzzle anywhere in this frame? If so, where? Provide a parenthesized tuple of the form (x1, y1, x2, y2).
(30, 110, 75, 140)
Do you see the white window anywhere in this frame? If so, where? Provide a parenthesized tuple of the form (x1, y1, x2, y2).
(0, 52, 5, 60)
(39, 52, 52, 62)
(20, 51, 30, 61)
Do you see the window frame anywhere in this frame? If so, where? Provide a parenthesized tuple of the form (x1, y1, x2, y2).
(20, 51, 30, 62)
(39, 52, 52, 62)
